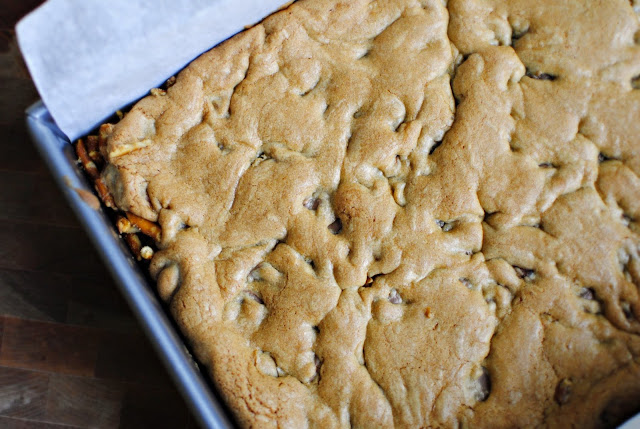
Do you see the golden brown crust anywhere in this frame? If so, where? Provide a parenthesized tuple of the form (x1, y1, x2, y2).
(99, 0, 640, 427)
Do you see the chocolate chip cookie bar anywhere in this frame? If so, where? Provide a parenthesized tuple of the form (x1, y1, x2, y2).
(80, 0, 640, 427)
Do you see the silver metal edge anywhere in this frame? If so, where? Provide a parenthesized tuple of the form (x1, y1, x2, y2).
(25, 100, 234, 429)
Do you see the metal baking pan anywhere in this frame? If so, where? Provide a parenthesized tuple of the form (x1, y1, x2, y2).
(25, 101, 234, 429)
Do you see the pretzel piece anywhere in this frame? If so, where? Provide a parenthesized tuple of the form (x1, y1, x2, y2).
(76, 138, 99, 179)
(123, 233, 143, 260)
(85, 135, 103, 165)
(126, 212, 161, 242)
(76, 139, 115, 208)
(117, 216, 141, 234)
(95, 178, 115, 208)
(98, 123, 114, 154)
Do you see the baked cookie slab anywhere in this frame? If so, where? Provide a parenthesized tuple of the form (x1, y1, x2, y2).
(91, 0, 640, 427)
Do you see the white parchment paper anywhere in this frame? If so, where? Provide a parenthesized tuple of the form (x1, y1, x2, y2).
(16, 0, 289, 140)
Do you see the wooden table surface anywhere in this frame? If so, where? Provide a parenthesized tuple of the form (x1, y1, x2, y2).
(0, 2, 197, 427)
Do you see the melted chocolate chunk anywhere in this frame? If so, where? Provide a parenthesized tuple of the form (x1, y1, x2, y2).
(245, 291, 264, 305)
(304, 197, 320, 210)
(459, 277, 473, 289)
(554, 378, 572, 405)
(514, 266, 536, 281)
(388, 289, 402, 304)
(579, 287, 595, 300)
(475, 367, 491, 402)
(526, 70, 557, 80)
(436, 219, 455, 232)
(328, 218, 343, 234)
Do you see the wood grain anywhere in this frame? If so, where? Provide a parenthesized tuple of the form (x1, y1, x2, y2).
(0, 269, 71, 323)
(0, 366, 49, 420)
(0, 416, 78, 429)
(45, 375, 124, 428)
(0, 315, 4, 351)
(0, 170, 78, 227)
(0, 317, 100, 377)
(0, 221, 106, 276)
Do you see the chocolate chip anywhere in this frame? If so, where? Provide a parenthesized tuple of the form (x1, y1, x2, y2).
(513, 266, 535, 281)
(579, 287, 595, 300)
(436, 219, 455, 232)
(328, 218, 342, 234)
(554, 378, 572, 405)
(475, 367, 491, 402)
(459, 277, 473, 289)
(389, 289, 402, 304)
(245, 291, 264, 305)
(303, 197, 320, 210)
(526, 70, 557, 80)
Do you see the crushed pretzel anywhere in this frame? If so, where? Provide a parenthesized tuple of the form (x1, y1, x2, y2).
(140, 246, 154, 260)
(85, 135, 102, 165)
(123, 233, 143, 260)
(94, 178, 115, 208)
(117, 216, 141, 234)
(77, 123, 160, 265)
(76, 138, 99, 179)
(98, 123, 114, 153)
(76, 139, 115, 208)
(126, 212, 161, 242)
